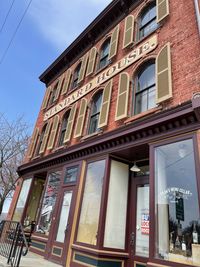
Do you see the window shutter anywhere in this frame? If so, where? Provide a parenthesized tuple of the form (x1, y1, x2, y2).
(61, 69, 72, 95)
(28, 127, 39, 158)
(156, 0, 169, 23)
(156, 42, 172, 104)
(39, 121, 52, 154)
(115, 72, 130, 121)
(74, 98, 87, 138)
(54, 76, 64, 101)
(86, 47, 97, 77)
(108, 24, 120, 60)
(123, 15, 134, 49)
(63, 103, 77, 143)
(41, 86, 51, 110)
(78, 53, 89, 83)
(47, 115, 59, 150)
(98, 80, 113, 128)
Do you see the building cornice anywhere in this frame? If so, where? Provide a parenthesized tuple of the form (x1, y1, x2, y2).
(17, 101, 199, 176)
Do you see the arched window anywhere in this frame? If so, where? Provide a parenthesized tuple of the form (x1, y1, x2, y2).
(88, 91, 103, 134)
(133, 61, 156, 115)
(98, 39, 110, 70)
(48, 82, 58, 107)
(35, 124, 47, 156)
(58, 111, 70, 146)
(139, 2, 157, 40)
(71, 63, 81, 90)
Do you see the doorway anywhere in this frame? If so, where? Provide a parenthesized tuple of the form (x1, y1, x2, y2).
(46, 187, 75, 265)
(129, 175, 150, 267)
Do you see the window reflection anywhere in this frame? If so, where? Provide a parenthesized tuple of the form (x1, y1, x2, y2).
(37, 171, 61, 235)
(155, 139, 200, 266)
(64, 166, 78, 184)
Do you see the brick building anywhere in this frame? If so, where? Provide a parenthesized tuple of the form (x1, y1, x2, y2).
(8, 0, 200, 267)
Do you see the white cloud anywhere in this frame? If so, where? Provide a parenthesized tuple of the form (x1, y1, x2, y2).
(27, 0, 112, 52)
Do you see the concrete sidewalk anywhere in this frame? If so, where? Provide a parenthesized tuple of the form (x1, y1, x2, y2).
(0, 251, 61, 267)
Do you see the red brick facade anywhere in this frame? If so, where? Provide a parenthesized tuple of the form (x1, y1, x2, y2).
(9, 1, 200, 267)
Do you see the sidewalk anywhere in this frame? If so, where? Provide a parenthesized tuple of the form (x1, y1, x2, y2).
(0, 252, 61, 267)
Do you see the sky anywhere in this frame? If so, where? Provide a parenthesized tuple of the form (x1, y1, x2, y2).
(0, 0, 112, 213)
(0, 0, 112, 134)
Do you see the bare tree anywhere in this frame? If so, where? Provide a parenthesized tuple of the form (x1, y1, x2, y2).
(0, 113, 29, 215)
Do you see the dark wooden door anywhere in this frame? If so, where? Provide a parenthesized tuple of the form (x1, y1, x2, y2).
(129, 176, 150, 267)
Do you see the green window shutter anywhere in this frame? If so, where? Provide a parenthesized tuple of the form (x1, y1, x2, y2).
(61, 69, 72, 95)
(78, 53, 89, 83)
(74, 98, 87, 138)
(108, 24, 120, 60)
(47, 115, 59, 150)
(28, 127, 39, 158)
(86, 47, 97, 77)
(123, 15, 134, 49)
(156, 42, 172, 104)
(156, 0, 169, 23)
(115, 72, 130, 121)
(63, 103, 77, 143)
(41, 86, 51, 110)
(98, 79, 113, 128)
(39, 121, 52, 154)
(54, 76, 64, 101)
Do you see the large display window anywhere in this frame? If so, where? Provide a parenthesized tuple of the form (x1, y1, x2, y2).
(77, 159, 106, 245)
(154, 138, 200, 266)
(12, 178, 32, 221)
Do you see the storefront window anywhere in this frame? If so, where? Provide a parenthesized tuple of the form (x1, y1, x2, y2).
(37, 171, 61, 235)
(64, 166, 78, 184)
(155, 139, 200, 266)
(12, 178, 32, 221)
(77, 160, 106, 245)
(104, 160, 129, 249)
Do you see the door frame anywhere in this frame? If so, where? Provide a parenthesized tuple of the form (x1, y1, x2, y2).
(45, 185, 76, 265)
(129, 174, 149, 267)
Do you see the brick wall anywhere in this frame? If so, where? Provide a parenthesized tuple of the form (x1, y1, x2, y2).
(24, 0, 200, 162)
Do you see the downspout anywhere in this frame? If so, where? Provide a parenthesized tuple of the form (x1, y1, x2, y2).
(194, 0, 200, 35)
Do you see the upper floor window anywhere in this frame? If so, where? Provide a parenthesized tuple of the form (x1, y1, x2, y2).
(58, 111, 70, 146)
(71, 63, 81, 90)
(88, 91, 103, 135)
(139, 2, 157, 40)
(133, 61, 156, 115)
(35, 124, 47, 156)
(98, 39, 110, 70)
(48, 82, 58, 107)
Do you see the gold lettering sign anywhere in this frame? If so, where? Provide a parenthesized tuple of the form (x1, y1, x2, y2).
(44, 35, 158, 121)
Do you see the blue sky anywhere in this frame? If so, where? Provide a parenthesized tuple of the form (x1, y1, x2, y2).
(0, 0, 111, 213)
(0, 0, 112, 134)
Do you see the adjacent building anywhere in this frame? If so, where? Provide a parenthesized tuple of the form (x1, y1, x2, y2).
(8, 0, 200, 267)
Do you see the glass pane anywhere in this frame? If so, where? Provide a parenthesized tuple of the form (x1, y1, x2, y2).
(77, 160, 106, 245)
(135, 185, 149, 257)
(37, 171, 61, 235)
(138, 64, 155, 92)
(89, 114, 99, 134)
(141, 5, 156, 27)
(12, 178, 32, 221)
(104, 160, 129, 249)
(148, 86, 156, 109)
(56, 191, 73, 243)
(135, 90, 147, 115)
(155, 139, 200, 266)
(64, 166, 78, 183)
